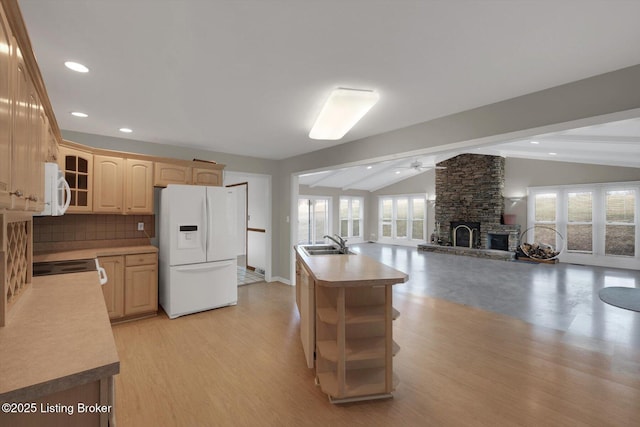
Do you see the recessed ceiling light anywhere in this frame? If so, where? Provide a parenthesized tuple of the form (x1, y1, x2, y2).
(119, 128, 133, 133)
(71, 111, 88, 118)
(530, 141, 540, 144)
(64, 61, 89, 73)
(395, 171, 401, 174)
(309, 88, 380, 140)
(366, 166, 373, 170)
(548, 152, 557, 156)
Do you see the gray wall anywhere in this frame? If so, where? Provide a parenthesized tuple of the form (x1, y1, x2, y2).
(277, 64, 640, 280)
(64, 63, 640, 282)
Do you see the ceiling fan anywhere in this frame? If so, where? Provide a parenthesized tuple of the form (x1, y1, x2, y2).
(395, 160, 447, 172)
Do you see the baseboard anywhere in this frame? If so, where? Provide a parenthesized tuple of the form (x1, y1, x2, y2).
(269, 276, 291, 286)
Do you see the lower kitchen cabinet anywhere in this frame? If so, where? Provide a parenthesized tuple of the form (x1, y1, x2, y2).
(124, 253, 158, 316)
(315, 285, 400, 403)
(99, 251, 157, 322)
(99, 255, 124, 319)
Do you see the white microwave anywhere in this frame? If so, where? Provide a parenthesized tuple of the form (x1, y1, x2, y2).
(38, 162, 71, 216)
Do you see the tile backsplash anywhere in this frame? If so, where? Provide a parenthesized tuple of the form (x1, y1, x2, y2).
(33, 214, 155, 243)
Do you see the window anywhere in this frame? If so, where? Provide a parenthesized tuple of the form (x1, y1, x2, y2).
(567, 191, 593, 253)
(298, 197, 330, 244)
(528, 182, 639, 268)
(381, 199, 392, 238)
(605, 189, 635, 256)
(533, 193, 558, 246)
(411, 196, 426, 240)
(339, 197, 363, 240)
(378, 195, 426, 244)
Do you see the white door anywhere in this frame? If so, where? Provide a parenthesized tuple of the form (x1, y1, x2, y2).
(161, 185, 207, 266)
(206, 186, 238, 262)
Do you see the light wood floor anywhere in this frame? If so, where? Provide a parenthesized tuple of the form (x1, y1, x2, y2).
(112, 282, 640, 427)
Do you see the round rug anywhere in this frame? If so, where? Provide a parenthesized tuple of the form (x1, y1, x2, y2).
(598, 287, 640, 313)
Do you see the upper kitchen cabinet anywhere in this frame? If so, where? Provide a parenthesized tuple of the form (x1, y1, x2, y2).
(94, 155, 153, 214)
(0, 8, 12, 209)
(0, 2, 62, 212)
(124, 158, 153, 214)
(192, 166, 222, 187)
(154, 160, 225, 188)
(93, 155, 124, 213)
(59, 145, 93, 212)
(11, 47, 45, 212)
(154, 162, 191, 187)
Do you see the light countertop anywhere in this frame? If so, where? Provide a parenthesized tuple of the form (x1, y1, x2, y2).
(34, 245, 158, 263)
(0, 271, 120, 402)
(295, 246, 408, 287)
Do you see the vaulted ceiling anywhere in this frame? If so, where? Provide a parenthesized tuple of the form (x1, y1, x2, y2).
(18, 0, 640, 189)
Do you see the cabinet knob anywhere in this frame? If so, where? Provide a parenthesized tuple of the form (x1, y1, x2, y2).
(11, 190, 24, 197)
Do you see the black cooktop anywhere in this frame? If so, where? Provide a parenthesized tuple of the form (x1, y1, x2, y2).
(33, 259, 97, 277)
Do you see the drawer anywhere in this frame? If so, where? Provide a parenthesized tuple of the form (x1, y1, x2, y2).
(125, 252, 157, 267)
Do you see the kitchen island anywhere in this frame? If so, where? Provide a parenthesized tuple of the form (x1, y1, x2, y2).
(295, 245, 408, 403)
(0, 271, 119, 427)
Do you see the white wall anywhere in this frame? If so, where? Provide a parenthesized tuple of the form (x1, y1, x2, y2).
(224, 171, 272, 277)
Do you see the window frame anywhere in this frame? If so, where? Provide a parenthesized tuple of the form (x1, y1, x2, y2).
(378, 194, 427, 246)
(527, 181, 640, 269)
(339, 196, 364, 242)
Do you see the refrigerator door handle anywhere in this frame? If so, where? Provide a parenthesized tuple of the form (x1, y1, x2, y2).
(174, 261, 234, 273)
(203, 197, 209, 254)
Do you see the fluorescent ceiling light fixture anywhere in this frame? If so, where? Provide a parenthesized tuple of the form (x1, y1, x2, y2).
(64, 61, 89, 73)
(309, 88, 379, 140)
(71, 111, 88, 118)
(119, 128, 133, 133)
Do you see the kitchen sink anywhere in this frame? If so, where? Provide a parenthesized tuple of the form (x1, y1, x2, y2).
(300, 245, 353, 256)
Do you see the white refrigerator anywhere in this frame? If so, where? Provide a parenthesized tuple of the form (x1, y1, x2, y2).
(159, 184, 238, 319)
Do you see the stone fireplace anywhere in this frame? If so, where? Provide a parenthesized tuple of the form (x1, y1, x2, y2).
(433, 154, 520, 251)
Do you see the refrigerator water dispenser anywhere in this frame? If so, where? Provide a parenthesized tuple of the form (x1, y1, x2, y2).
(178, 225, 200, 249)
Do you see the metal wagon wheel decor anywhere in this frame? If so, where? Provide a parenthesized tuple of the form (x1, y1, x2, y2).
(518, 225, 565, 260)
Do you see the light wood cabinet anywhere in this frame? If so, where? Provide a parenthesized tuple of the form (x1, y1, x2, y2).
(297, 259, 315, 369)
(0, 5, 55, 213)
(99, 255, 125, 319)
(154, 161, 191, 186)
(93, 156, 153, 214)
(10, 49, 30, 211)
(0, 9, 12, 209)
(192, 167, 222, 186)
(125, 158, 153, 214)
(295, 248, 406, 403)
(99, 251, 157, 322)
(315, 285, 399, 403)
(93, 155, 124, 213)
(58, 145, 93, 212)
(124, 253, 158, 316)
(6, 41, 46, 212)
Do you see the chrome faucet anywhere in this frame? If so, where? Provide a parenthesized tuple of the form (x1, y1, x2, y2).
(324, 234, 348, 252)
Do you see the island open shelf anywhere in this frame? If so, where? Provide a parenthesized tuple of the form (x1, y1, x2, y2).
(295, 245, 407, 404)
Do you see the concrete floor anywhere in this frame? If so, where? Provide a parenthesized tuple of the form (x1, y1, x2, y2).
(350, 243, 640, 350)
